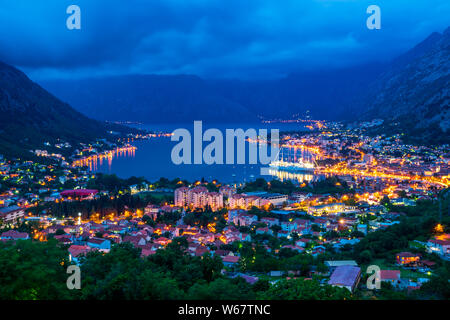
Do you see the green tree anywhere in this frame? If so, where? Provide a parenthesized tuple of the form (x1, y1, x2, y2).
(0, 239, 77, 300)
(188, 278, 255, 300)
(259, 279, 352, 300)
(200, 253, 223, 283)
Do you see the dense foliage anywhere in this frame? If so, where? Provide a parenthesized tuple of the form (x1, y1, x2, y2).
(0, 237, 351, 300)
(241, 177, 352, 195)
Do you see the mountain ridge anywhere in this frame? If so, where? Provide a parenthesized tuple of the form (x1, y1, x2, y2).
(34, 27, 450, 144)
(360, 27, 449, 144)
(0, 61, 135, 158)
(40, 74, 257, 123)
(40, 63, 385, 123)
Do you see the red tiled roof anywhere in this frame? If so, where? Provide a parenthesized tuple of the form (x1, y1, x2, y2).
(87, 237, 107, 244)
(61, 189, 98, 197)
(195, 246, 209, 256)
(429, 239, 450, 246)
(397, 252, 421, 258)
(1, 230, 29, 239)
(222, 255, 240, 263)
(68, 245, 91, 257)
(380, 270, 400, 280)
(421, 260, 436, 267)
(141, 249, 156, 257)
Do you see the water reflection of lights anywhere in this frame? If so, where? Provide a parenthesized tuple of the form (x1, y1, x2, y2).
(72, 145, 136, 171)
(268, 168, 315, 184)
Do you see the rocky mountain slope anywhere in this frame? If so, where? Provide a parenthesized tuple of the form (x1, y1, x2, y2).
(361, 27, 449, 143)
(0, 61, 130, 158)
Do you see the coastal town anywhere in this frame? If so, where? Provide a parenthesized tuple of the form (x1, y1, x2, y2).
(0, 120, 449, 299)
(1, 0, 449, 311)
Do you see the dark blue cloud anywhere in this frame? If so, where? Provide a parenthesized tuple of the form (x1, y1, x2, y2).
(0, 0, 448, 79)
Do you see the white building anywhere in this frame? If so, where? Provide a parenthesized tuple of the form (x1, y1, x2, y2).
(174, 186, 223, 211)
(0, 205, 25, 225)
(427, 239, 450, 256)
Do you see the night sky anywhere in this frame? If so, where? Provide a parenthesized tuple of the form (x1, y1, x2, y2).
(1, 0, 448, 80)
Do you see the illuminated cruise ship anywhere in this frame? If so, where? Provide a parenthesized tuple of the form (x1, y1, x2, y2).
(269, 159, 315, 172)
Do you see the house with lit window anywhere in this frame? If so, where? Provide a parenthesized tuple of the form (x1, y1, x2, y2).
(260, 193, 287, 207)
(0, 205, 25, 225)
(144, 204, 159, 220)
(154, 237, 171, 246)
(86, 237, 111, 252)
(233, 213, 258, 227)
(308, 203, 347, 215)
(396, 252, 421, 265)
(380, 270, 401, 287)
(426, 239, 450, 257)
